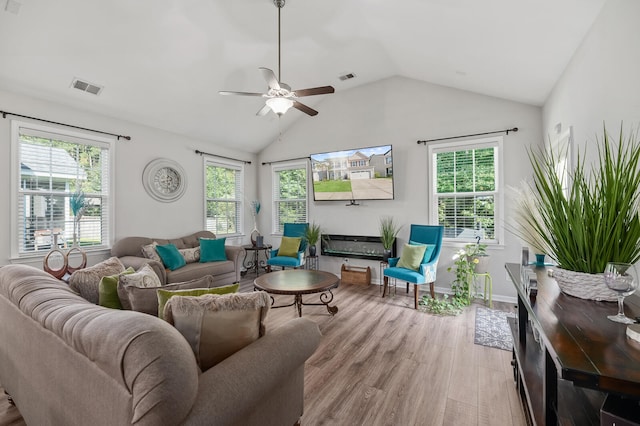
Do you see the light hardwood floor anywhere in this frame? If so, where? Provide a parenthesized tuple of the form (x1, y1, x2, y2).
(0, 277, 526, 426)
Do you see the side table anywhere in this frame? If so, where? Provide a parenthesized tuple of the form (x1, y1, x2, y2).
(241, 244, 272, 277)
(306, 255, 319, 270)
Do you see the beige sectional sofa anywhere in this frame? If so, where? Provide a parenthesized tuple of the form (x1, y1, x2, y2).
(0, 264, 322, 426)
(111, 230, 244, 286)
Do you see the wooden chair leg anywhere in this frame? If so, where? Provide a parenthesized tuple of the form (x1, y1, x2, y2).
(414, 284, 419, 309)
(406, 283, 409, 293)
(382, 276, 388, 298)
(430, 282, 435, 298)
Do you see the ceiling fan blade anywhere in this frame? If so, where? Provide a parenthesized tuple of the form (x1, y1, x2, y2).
(219, 91, 265, 97)
(256, 104, 271, 116)
(293, 86, 335, 97)
(293, 101, 318, 116)
(259, 67, 281, 91)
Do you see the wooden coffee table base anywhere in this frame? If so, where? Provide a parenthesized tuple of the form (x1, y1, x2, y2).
(254, 270, 339, 317)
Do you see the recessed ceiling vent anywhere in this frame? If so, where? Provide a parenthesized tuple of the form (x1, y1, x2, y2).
(338, 72, 356, 81)
(71, 78, 103, 96)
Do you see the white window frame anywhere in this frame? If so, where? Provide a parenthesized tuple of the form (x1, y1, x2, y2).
(203, 157, 244, 237)
(10, 120, 115, 258)
(271, 160, 309, 235)
(427, 136, 504, 244)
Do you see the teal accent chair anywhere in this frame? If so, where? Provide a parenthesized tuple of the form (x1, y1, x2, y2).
(266, 223, 309, 272)
(383, 224, 444, 309)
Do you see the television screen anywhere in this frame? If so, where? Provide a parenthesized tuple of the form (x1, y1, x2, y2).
(310, 144, 394, 201)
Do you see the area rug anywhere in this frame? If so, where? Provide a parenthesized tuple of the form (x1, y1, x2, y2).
(474, 306, 516, 351)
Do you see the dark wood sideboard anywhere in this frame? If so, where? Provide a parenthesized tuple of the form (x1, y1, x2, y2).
(505, 262, 640, 425)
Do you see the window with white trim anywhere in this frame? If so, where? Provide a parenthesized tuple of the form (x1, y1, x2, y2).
(204, 159, 243, 236)
(272, 162, 308, 234)
(428, 137, 503, 243)
(12, 121, 113, 256)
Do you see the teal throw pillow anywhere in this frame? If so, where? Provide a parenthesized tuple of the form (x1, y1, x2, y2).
(156, 243, 186, 271)
(409, 240, 436, 264)
(397, 243, 427, 271)
(200, 238, 227, 263)
(98, 267, 135, 309)
(157, 283, 239, 319)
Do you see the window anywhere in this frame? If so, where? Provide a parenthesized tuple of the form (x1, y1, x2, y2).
(428, 137, 503, 243)
(204, 159, 243, 236)
(12, 121, 113, 256)
(272, 162, 308, 234)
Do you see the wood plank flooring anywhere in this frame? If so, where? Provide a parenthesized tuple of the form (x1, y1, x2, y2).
(0, 276, 526, 426)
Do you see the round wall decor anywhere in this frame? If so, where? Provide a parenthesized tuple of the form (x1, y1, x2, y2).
(142, 158, 187, 202)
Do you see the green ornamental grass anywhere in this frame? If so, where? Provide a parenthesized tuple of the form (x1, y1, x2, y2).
(519, 126, 640, 274)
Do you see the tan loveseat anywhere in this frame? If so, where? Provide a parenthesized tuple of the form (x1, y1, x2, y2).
(112, 231, 244, 286)
(0, 264, 322, 426)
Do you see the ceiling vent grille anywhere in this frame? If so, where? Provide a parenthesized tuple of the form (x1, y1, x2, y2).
(338, 72, 356, 81)
(71, 78, 103, 96)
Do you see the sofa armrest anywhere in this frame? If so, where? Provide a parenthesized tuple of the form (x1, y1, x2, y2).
(224, 245, 246, 283)
(118, 256, 167, 284)
(184, 317, 322, 425)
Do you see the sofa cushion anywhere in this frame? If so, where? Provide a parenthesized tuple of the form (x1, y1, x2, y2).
(119, 264, 162, 289)
(69, 257, 126, 304)
(118, 275, 217, 314)
(156, 243, 187, 271)
(98, 267, 134, 309)
(164, 291, 269, 371)
(157, 283, 240, 320)
(141, 241, 162, 262)
(200, 238, 227, 262)
(165, 260, 236, 284)
(179, 247, 200, 264)
(278, 237, 301, 258)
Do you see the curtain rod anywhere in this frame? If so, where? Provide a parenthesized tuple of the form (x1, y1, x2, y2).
(1, 110, 131, 140)
(195, 149, 251, 164)
(416, 127, 518, 145)
(262, 156, 310, 165)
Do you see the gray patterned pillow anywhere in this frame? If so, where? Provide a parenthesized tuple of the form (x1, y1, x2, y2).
(141, 242, 161, 262)
(179, 247, 200, 264)
(68, 257, 126, 304)
(118, 264, 161, 289)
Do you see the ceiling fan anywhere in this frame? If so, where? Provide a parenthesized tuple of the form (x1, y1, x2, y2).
(219, 0, 335, 117)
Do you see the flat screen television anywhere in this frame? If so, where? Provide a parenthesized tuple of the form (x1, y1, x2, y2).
(310, 144, 394, 202)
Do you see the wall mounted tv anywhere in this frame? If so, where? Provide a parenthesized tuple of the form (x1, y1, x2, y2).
(310, 144, 394, 202)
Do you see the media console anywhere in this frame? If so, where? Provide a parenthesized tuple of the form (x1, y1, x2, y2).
(505, 262, 640, 425)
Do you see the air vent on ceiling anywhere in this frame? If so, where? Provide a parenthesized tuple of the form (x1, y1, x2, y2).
(338, 72, 356, 81)
(71, 78, 103, 96)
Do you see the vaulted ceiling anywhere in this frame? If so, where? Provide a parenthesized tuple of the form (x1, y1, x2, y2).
(0, 0, 606, 153)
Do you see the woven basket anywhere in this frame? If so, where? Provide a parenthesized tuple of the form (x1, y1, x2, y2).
(552, 267, 618, 302)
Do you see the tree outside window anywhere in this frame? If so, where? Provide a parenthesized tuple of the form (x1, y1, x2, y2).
(273, 163, 307, 234)
(205, 160, 243, 235)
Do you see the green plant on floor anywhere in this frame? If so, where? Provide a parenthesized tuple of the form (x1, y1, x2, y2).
(421, 242, 488, 315)
(448, 242, 488, 301)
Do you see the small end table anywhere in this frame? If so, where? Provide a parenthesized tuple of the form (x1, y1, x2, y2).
(241, 244, 272, 277)
(306, 255, 319, 270)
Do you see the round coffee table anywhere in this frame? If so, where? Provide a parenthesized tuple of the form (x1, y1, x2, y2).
(254, 270, 339, 317)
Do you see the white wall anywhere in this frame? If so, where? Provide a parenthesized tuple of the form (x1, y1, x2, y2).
(258, 76, 543, 301)
(543, 0, 640, 153)
(0, 88, 258, 267)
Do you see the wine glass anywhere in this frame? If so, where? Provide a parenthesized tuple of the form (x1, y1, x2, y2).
(604, 262, 638, 324)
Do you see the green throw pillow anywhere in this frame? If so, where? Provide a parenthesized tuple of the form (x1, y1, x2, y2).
(157, 283, 239, 319)
(200, 238, 227, 263)
(409, 241, 436, 264)
(156, 243, 186, 271)
(98, 267, 135, 309)
(278, 236, 301, 258)
(397, 243, 427, 271)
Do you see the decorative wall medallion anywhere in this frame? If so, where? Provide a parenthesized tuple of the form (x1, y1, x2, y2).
(142, 158, 187, 202)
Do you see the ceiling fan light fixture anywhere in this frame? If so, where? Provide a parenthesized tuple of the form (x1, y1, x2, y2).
(266, 97, 293, 115)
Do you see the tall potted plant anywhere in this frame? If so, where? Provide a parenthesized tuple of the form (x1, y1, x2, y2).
(304, 222, 322, 257)
(512, 125, 640, 301)
(379, 216, 401, 262)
